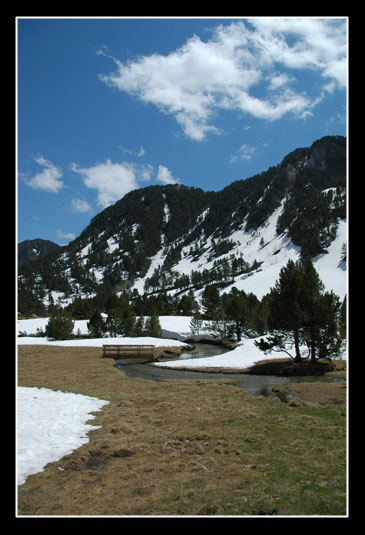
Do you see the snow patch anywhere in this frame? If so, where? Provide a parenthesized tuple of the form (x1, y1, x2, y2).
(17, 387, 108, 485)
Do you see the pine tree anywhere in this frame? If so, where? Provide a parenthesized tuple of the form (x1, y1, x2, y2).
(201, 285, 221, 319)
(45, 309, 74, 340)
(339, 296, 347, 340)
(315, 291, 342, 359)
(300, 257, 325, 362)
(105, 307, 125, 337)
(190, 313, 203, 335)
(255, 258, 342, 362)
(144, 312, 162, 338)
(221, 288, 249, 341)
(135, 315, 146, 336)
(122, 307, 137, 337)
(265, 259, 304, 361)
(87, 309, 106, 338)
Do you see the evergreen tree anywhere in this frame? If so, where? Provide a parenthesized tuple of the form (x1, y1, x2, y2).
(339, 296, 347, 340)
(299, 257, 325, 362)
(135, 315, 146, 336)
(144, 312, 162, 338)
(105, 301, 137, 337)
(201, 285, 221, 319)
(179, 290, 199, 315)
(248, 299, 269, 335)
(105, 307, 125, 337)
(255, 259, 342, 361)
(264, 259, 305, 361)
(45, 309, 74, 340)
(221, 288, 249, 341)
(87, 309, 106, 338)
(190, 313, 203, 336)
(314, 291, 342, 359)
(122, 307, 137, 337)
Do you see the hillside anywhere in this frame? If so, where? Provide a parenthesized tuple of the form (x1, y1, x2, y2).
(18, 135, 347, 314)
(18, 239, 61, 266)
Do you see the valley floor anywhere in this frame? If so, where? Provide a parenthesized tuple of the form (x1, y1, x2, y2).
(17, 336, 347, 517)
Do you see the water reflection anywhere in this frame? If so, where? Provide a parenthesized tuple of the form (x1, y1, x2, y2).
(178, 343, 231, 360)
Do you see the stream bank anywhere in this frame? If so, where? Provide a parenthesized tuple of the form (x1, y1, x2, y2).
(115, 341, 346, 402)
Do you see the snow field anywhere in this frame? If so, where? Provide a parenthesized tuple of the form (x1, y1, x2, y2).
(130, 205, 347, 301)
(17, 387, 109, 485)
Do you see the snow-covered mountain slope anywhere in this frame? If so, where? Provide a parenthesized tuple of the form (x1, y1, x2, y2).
(18, 135, 347, 312)
(131, 200, 347, 300)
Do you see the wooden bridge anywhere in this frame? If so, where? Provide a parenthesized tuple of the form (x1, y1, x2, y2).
(102, 344, 155, 360)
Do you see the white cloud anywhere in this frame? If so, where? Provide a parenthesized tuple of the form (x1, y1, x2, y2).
(139, 164, 154, 182)
(23, 156, 64, 193)
(156, 165, 180, 185)
(70, 199, 92, 213)
(229, 143, 256, 163)
(71, 158, 181, 207)
(71, 159, 139, 208)
(57, 230, 75, 241)
(267, 72, 295, 91)
(99, 18, 346, 140)
(248, 17, 347, 88)
(118, 145, 145, 157)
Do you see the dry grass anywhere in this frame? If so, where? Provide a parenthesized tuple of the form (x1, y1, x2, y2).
(17, 345, 347, 516)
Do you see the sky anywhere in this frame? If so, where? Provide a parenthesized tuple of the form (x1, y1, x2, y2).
(17, 17, 347, 245)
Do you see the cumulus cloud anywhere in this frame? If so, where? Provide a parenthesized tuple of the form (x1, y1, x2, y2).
(23, 156, 64, 193)
(248, 17, 347, 87)
(71, 159, 158, 208)
(70, 159, 139, 208)
(156, 165, 180, 185)
(99, 18, 347, 140)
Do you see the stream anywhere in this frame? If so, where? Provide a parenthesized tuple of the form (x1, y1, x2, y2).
(114, 343, 309, 399)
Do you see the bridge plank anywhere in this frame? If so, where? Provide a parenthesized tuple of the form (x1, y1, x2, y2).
(102, 344, 155, 359)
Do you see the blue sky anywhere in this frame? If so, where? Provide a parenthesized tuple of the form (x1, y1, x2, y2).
(17, 17, 347, 245)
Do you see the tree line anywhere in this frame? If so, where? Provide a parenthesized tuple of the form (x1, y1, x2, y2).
(38, 257, 346, 364)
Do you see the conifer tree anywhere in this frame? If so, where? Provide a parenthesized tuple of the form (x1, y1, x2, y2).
(190, 313, 203, 336)
(201, 285, 221, 319)
(264, 259, 304, 361)
(135, 315, 146, 337)
(105, 307, 125, 337)
(339, 296, 347, 340)
(144, 311, 162, 338)
(314, 291, 342, 359)
(255, 258, 342, 361)
(300, 257, 325, 361)
(87, 309, 106, 338)
(221, 288, 249, 341)
(45, 309, 74, 340)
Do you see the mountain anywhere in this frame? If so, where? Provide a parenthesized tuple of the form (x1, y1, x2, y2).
(18, 136, 347, 314)
(18, 239, 61, 266)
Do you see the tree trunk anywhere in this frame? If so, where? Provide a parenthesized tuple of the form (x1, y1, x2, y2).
(310, 340, 316, 363)
(294, 328, 302, 362)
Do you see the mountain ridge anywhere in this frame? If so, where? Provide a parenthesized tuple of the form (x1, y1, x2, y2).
(18, 135, 347, 314)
